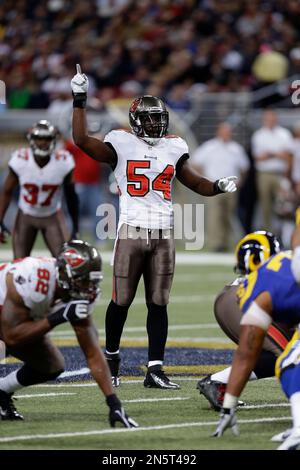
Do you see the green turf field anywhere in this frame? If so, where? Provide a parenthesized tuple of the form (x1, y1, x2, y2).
(0, 262, 292, 450)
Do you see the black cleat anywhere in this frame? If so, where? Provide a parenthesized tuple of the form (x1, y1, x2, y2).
(197, 375, 245, 411)
(197, 375, 226, 411)
(144, 365, 180, 389)
(0, 390, 24, 421)
(105, 352, 121, 388)
(109, 407, 139, 428)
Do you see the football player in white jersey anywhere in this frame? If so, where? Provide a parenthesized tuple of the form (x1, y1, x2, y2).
(0, 120, 79, 257)
(71, 65, 237, 389)
(0, 239, 137, 428)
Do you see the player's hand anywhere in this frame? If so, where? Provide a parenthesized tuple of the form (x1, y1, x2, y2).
(217, 176, 238, 193)
(212, 407, 239, 437)
(109, 406, 139, 429)
(71, 64, 89, 94)
(0, 221, 11, 243)
(62, 300, 90, 322)
(48, 300, 90, 328)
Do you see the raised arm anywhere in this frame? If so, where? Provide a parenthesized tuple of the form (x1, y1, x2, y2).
(71, 65, 116, 166)
(176, 158, 237, 196)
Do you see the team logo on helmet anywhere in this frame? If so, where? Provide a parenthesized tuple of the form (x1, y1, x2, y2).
(129, 98, 140, 113)
(63, 248, 86, 268)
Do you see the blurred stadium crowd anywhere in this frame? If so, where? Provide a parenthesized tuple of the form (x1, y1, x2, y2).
(0, 0, 300, 251)
(0, 0, 300, 110)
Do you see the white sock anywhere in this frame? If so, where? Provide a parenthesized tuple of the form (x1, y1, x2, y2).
(105, 350, 119, 355)
(148, 360, 163, 368)
(211, 367, 257, 384)
(0, 370, 23, 394)
(290, 392, 300, 429)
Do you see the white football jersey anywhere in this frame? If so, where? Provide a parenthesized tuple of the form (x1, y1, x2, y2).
(0, 257, 95, 322)
(9, 148, 75, 217)
(104, 130, 189, 229)
(0, 257, 57, 320)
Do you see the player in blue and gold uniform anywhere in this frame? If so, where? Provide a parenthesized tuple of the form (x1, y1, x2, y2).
(213, 250, 299, 442)
(197, 231, 293, 412)
(270, 329, 300, 449)
(237, 251, 300, 325)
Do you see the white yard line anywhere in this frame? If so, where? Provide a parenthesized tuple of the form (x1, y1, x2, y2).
(0, 416, 290, 443)
(174, 273, 231, 282)
(125, 295, 215, 305)
(14, 392, 190, 404)
(0, 250, 234, 265)
(15, 392, 76, 398)
(243, 403, 289, 409)
(122, 397, 190, 403)
(35, 377, 279, 388)
(50, 323, 220, 338)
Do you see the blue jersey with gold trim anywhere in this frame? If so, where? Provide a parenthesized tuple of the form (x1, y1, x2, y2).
(237, 251, 300, 324)
(275, 329, 300, 378)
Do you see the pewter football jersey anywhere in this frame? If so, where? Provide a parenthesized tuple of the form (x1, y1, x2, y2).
(9, 148, 75, 217)
(104, 130, 189, 229)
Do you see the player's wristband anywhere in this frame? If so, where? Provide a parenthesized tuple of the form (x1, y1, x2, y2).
(223, 393, 238, 409)
(72, 92, 87, 108)
(213, 180, 224, 195)
(47, 308, 67, 328)
(106, 394, 122, 410)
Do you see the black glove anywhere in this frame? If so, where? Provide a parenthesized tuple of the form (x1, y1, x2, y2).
(0, 221, 10, 243)
(48, 300, 90, 328)
(109, 406, 139, 429)
(107, 394, 138, 429)
(212, 407, 239, 437)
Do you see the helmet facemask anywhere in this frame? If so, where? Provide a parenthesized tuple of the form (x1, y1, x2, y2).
(129, 96, 169, 146)
(27, 120, 57, 158)
(57, 265, 103, 302)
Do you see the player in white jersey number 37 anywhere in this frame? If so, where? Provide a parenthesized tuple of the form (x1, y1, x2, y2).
(71, 64, 238, 389)
(0, 120, 79, 257)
